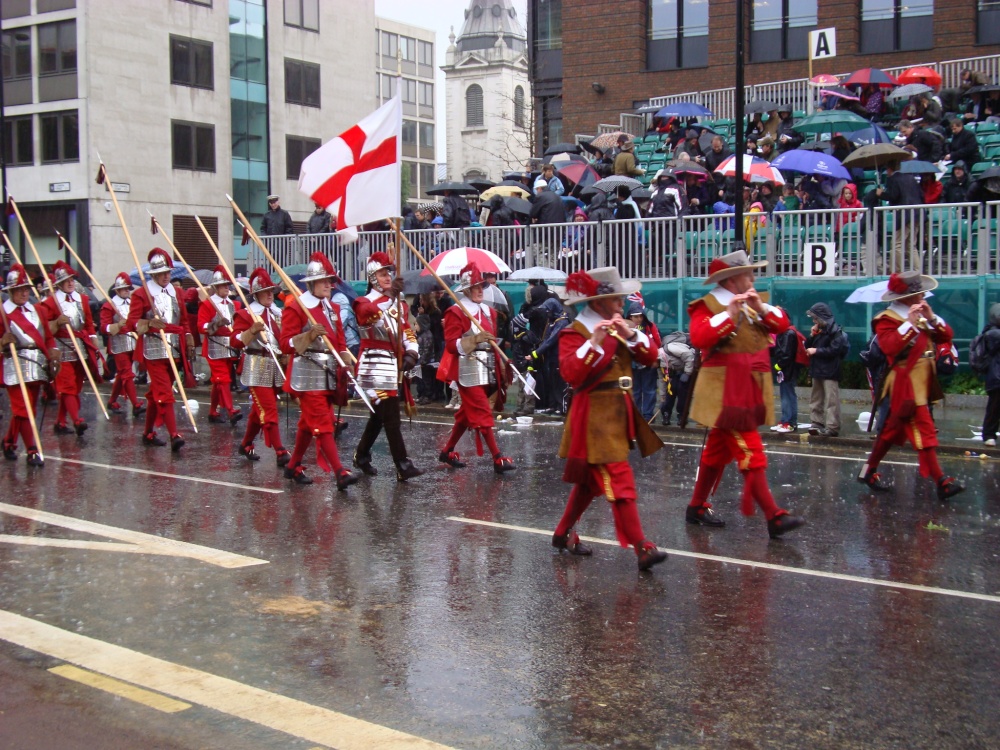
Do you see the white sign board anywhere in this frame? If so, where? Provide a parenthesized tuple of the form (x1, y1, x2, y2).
(809, 28, 837, 60)
(803, 243, 837, 277)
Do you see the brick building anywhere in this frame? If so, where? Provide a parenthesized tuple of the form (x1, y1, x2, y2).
(527, 0, 1000, 149)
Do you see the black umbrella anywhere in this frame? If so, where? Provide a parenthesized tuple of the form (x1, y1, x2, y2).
(745, 100, 781, 114)
(631, 187, 652, 200)
(425, 181, 478, 195)
(400, 269, 443, 295)
(966, 84, 1000, 95)
(544, 142, 582, 156)
(799, 140, 835, 153)
(467, 178, 496, 192)
(977, 165, 1000, 181)
(499, 178, 530, 188)
(578, 139, 602, 156)
(504, 196, 532, 216)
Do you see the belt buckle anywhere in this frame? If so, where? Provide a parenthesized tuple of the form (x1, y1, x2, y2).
(618, 376, 633, 390)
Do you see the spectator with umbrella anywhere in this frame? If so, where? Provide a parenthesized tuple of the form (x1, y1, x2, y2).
(674, 129, 705, 162)
(613, 140, 645, 178)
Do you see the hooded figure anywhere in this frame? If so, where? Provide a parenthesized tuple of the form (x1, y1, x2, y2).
(942, 161, 970, 204)
(804, 301, 849, 437)
(486, 194, 515, 226)
(586, 191, 615, 223)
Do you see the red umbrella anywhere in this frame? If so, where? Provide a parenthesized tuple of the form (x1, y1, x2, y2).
(420, 247, 512, 276)
(841, 68, 898, 89)
(715, 155, 786, 185)
(897, 66, 942, 90)
(556, 161, 601, 188)
(809, 74, 840, 86)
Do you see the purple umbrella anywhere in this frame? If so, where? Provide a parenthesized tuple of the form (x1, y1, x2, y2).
(771, 150, 850, 180)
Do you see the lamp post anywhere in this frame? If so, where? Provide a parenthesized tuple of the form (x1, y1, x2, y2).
(734, 0, 745, 244)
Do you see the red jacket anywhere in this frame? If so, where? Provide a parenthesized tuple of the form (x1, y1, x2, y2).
(197, 294, 241, 359)
(279, 294, 347, 395)
(437, 300, 497, 382)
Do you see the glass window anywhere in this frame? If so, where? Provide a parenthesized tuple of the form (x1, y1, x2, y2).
(284, 0, 318, 31)
(751, 0, 817, 62)
(400, 36, 415, 62)
(381, 74, 398, 101)
(3, 116, 33, 166)
(285, 58, 320, 107)
(514, 86, 525, 128)
(980, 0, 1000, 44)
(861, 0, 933, 53)
(401, 78, 416, 104)
(382, 31, 397, 59)
(37, 0, 75, 8)
(419, 163, 436, 197)
(40, 110, 78, 163)
(418, 40, 433, 65)
(466, 84, 484, 127)
(535, 0, 562, 50)
(170, 36, 213, 89)
(2, 28, 31, 79)
(419, 123, 434, 149)
(402, 120, 417, 145)
(419, 81, 433, 107)
(286, 135, 320, 179)
(648, 0, 708, 70)
(172, 120, 215, 171)
(38, 20, 76, 75)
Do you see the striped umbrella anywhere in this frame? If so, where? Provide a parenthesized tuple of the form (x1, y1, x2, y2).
(714, 155, 785, 185)
(420, 247, 512, 276)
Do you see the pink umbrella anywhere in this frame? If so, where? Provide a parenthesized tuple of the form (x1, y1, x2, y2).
(809, 74, 840, 86)
(556, 161, 601, 188)
(715, 155, 786, 185)
(420, 247, 512, 276)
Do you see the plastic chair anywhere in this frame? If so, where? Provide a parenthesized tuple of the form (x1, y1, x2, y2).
(976, 122, 999, 136)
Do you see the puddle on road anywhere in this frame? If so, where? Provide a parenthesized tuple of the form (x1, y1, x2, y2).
(257, 596, 347, 617)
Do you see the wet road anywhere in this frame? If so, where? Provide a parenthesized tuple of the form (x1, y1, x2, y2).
(2, 394, 1000, 749)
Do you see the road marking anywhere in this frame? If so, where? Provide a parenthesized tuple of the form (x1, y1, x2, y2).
(49, 665, 191, 713)
(448, 516, 1000, 605)
(47, 457, 285, 494)
(0, 502, 267, 569)
(0, 610, 454, 750)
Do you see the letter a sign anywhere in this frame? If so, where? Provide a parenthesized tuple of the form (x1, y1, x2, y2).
(809, 28, 837, 61)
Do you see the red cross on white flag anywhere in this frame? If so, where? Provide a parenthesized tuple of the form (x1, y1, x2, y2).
(298, 96, 401, 229)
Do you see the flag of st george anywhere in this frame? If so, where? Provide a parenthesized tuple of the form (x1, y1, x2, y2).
(298, 96, 401, 229)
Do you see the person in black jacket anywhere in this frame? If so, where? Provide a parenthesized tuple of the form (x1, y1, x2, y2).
(260, 195, 295, 236)
(877, 161, 925, 272)
(944, 119, 981, 165)
(981, 302, 1000, 447)
(804, 302, 850, 437)
(769, 326, 803, 432)
(942, 161, 971, 204)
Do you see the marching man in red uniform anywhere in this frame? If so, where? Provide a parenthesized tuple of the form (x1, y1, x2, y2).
(198, 266, 243, 426)
(39, 260, 100, 437)
(100, 272, 146, 418)
(279, 253, 360, 490)
(230, 268, 289, 466)
(552, 267, 669, 571)
(123, 248, 195, 452)
(437, 263, 515, 474)
(685, 250, 805, 538)
(1, 265, 58, 466)
(857, 271, 964, 500)
(351, 251, 423, 481)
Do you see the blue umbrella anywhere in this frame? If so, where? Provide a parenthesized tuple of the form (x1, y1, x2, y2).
(654, 102, 713, 119)
(561, 196, 585, 209)
(771, 150, 851, 180)
(899, 160, 942, 175)
(842, 124, 891, 146)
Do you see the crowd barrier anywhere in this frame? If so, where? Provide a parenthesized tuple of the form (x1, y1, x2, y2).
(246, 200, 1000, 283)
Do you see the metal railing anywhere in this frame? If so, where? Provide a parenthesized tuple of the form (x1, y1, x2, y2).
(249, 201, 1000, 283)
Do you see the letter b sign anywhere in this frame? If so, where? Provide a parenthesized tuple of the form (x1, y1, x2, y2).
(804, 243, 836, 277)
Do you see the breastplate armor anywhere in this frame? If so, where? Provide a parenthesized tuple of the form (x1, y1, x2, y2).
(3, 308, 48, 386)
(289, 303, 339, 392)
(458, 348, 496, 387)
(241, 317, 284, 388)
(55, 298, 85, 362)
(143, 292, 180, 360)
(207, 300, 235, 360)
(110, 301, 135, 354)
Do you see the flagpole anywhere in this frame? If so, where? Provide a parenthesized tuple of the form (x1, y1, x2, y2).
(386, 219, 535, 398)
(227, 195, 376, 414)
(95, 160, 198, 433)
(8, 196, 109, 421)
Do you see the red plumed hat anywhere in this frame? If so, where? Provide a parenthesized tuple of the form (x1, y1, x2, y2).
(565, 270, 599, 300)
(52, 259, 77, 285)
(248, 267, 281, 295)
(301, 252, 338, 283)
(3, 264, 32, 291)
(881, 270, 937, 301)
(457, 262, 484, 292)
(147, 247, 174, 272)
(112, 272, 133, 291)
(210, 264, 233, 286)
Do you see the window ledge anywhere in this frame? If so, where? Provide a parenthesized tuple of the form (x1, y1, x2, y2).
(462, 127, 488, 134)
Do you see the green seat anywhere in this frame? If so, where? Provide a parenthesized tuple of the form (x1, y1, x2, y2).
(697, 229, 720, 260)
(984, 144, 1000, 161)
(976, 122, 998, 136)
(839, 220, 864, 269)
(971, 162, 998, 180)
(862, 170, 878, 183)
(803, 224, 834, 243)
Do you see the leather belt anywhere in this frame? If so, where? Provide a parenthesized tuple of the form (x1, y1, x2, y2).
(592, 376, 633, 392)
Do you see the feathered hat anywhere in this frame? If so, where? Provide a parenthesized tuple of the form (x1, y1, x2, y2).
(112, 272, 133, 291)
(301, 252, 339, 283)
(365, 251, 395, 287)
(248, 268, 281, 296)
(2, 264, 32, 291)
(52, 260, 77, 285)
(704, 250, 767, 286)
(881, 270, 937, 301)
(209, 264, 233, 287)
(147, 248, 174, 273)
(565, 267, 641, 306)
(457, 263, 486, 292)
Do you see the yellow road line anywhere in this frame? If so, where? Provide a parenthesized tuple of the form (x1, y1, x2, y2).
(0, 503, 267, 569)
(448, 516, 1000, 605)
(0, 610, 455, 750)
(49, 664, 191, 713)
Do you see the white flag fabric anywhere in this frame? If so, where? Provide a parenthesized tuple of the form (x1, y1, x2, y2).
(298, 96, 401, 229)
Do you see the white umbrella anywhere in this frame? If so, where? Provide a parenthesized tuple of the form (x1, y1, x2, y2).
(846, 279, 933, 304)
(508, 266, 568, 281)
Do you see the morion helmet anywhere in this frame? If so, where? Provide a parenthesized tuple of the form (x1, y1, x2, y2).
(147, 248, 174, 274)
(365, 251, 394, 287)
(112, 272, 133, 291)
(301, 252, 339, 283)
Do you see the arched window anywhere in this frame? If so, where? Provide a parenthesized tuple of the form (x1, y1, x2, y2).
(514, 86, 525, 128)
(466, 84, 484, 127)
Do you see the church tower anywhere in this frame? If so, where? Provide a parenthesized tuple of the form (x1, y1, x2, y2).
(441, 0, 531, 182)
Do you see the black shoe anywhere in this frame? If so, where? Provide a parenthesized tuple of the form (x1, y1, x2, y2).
(353, 453, 378, 476)
(108, 401, 123, 414)
(767, 513, 805, 539)
(336, 469, 360, 492)
(284, 465, 313, 485)
(132, 401, 147, 419)
(552, 531, 593, 556)
(936, 476, 966, 501)
(142, 432, 166, 447)
(275, 450, 291, 467)
(439, 450, 465, 468)
(170, 435, 185, 452)
(229, 409, 243, 427)
(74, 421, 88, 436)
(636, 542, 668, 571)
(817, 427, 839, 437)
(857, 465, 892, 492)
(238, 443, 260, 461)
(335, 419, 349, 438)
(54, 424, 73, 435)
(208, 414, 225, 424)
(26, 450, 43, 467)
(807, 425, 822, 436)
(686, 504, 726, 527)
(3, 445, 17, 461)
(395, 459, 424, 482)
(493, 456, 516, 474)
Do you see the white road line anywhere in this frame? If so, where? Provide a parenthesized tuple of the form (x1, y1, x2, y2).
(448, 516, 1000, 605)
(0, 503, 267, 569)
(0, 610, 454, 750)
(47, 456, 285, 494)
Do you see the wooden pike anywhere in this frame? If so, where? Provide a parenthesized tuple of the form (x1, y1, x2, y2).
(94, 160, 198, 433)
(0, 299, 45, 461)
(226, 196, 375, 414)
(7, 196, 109, 421)
(55, 231, 137, 341)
